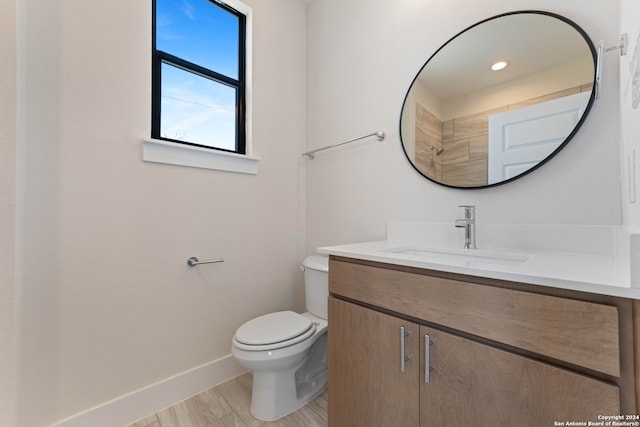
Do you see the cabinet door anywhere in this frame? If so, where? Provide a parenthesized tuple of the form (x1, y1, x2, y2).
(420, 327, 620, 427)
(329, 297, 420, 427)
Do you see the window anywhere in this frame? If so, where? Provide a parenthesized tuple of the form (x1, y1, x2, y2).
(152, 0, 246, 154)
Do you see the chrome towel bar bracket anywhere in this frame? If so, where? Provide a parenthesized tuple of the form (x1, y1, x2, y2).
(596, 33, 628, 99)
(302, 131, 385, 159)
(187, 256, 224, 267)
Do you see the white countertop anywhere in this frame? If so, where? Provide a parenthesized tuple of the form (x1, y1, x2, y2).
(317, 223, 640, 300)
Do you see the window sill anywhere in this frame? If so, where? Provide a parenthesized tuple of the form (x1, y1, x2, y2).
(143, 138, 259, 175)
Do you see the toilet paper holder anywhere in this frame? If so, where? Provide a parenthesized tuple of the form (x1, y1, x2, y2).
(187, 256, 224, 267)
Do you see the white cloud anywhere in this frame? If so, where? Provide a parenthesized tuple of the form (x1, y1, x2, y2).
(177, 0, 196, 20)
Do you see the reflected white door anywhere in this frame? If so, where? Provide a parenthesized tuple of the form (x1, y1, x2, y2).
(487, 91, 590, 184)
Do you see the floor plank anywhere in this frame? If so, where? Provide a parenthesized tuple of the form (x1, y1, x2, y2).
(126, 372, 327, 427)
(127, 413, 160, 427)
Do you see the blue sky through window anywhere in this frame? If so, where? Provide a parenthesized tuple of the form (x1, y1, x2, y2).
(160, 63, 236, 149)
(156, 0, 239, 78)
(156, 0, 240, 150)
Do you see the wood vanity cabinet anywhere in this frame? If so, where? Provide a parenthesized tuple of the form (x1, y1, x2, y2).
(329, 297, 419, 426)
(328, 257, 636, 427)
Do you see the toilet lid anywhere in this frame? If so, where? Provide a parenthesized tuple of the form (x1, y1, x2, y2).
(235, 311, 313, 346)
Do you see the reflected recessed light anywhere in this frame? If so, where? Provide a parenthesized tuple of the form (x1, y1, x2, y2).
(491, 61, 509, 71)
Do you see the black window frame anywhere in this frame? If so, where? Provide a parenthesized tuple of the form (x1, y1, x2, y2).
(151, 0, 247, 154)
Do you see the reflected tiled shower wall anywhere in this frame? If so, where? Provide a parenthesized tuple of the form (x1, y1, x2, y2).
(414, 83, 592, 186)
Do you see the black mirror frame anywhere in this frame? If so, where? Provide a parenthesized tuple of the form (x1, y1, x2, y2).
(399, 10, 597, 189)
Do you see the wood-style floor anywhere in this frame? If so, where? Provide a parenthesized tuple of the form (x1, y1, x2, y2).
(126, 372, 328, 427)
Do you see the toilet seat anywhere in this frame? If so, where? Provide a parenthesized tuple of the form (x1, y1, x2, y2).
(233, 311, 316, 351)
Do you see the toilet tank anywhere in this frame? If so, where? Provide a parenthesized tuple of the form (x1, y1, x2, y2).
(302, 255, 329, 320)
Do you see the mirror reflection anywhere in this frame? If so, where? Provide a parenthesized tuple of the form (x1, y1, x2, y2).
(400, 11, 596, 188)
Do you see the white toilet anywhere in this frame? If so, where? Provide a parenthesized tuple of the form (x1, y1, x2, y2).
(231, 255, 329, 421)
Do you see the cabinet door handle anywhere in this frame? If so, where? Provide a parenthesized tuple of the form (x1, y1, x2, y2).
(400, 326, 411, 372)
(425, 334, 432, 383)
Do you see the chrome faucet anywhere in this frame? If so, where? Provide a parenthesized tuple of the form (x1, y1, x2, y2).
(455, 205, 476, 249)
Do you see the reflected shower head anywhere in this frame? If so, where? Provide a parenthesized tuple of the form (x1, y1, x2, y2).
(430, 145, 445, 156)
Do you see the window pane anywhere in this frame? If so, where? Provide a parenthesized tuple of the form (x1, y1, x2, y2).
(160, 62, 237, 150)
(156, 0, 239, 79)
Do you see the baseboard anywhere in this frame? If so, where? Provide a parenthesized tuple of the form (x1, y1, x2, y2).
(49, 354, 246, 427)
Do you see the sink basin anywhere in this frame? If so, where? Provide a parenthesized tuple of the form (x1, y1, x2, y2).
(382, 246, 530, 266)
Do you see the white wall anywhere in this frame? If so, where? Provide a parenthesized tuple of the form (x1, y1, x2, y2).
(442, 55, 594, 120)
(620, 0, 640, 229)
(306, 0, 622, 254)
(15, 0, 307, 425)
(0, 0, 17, 425)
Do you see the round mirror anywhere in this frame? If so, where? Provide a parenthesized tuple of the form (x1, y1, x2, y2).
(399, 11, 596, 188)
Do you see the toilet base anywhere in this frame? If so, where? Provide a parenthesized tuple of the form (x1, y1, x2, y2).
(250, 365, 327, 421)
(249, 333, 328, 421)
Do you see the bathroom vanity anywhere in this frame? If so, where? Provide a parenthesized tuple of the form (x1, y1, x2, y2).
(319, 219, 640, 426)
(325, 255, 637, 426)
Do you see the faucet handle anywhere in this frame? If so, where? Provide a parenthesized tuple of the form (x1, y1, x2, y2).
(454, 219, 468, 228)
